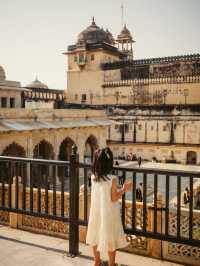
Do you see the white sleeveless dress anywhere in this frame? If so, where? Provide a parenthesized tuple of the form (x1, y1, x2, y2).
(86, 174, 128, 253)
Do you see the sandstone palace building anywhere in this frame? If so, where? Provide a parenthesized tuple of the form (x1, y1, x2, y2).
(63, 18, 200, 164)
(0, 18, 200, 165)
(64, 18, 200, 106)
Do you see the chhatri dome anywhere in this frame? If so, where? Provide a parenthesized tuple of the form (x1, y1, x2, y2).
(117, 24, 134, 42)
(26, 77, 48, 89)
(0, 65, 6, 80)
(77, 17, 115, 46)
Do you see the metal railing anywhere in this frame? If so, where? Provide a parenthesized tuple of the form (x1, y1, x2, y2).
(0, 149, 200, 257)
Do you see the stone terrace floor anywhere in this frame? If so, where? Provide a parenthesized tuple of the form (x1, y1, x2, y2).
(0, 225, 182, 266)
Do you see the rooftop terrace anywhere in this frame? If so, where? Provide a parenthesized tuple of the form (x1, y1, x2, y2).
(0, 226, 181, 266)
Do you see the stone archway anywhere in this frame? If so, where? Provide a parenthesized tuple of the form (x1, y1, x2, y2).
(2, 142, 26, 157)
(58, 137, 75, 161)
(33, 140, 55, 188)
(58, 137, 76, 180)
(186, 151, 197, 165)
(1, 142, 26, 183)
(33, 139, 54, 159)
(84, 135, 98, 164)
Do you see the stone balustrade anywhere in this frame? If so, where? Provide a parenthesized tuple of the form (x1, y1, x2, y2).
(0, 181, 200, 265)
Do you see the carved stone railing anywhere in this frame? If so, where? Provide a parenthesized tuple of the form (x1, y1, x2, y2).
(102, 75, 200, 88)
(163, 208, 200, 265)
(1, 181, 200, 265)
(0, 184, 9, 225)
(19, 188, 70, 239)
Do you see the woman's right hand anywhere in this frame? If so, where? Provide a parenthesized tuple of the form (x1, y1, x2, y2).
(123, 180, 132, 192)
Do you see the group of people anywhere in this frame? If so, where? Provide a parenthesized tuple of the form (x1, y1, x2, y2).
(118, 152, 138, 161)
(116, 155, 142, 168)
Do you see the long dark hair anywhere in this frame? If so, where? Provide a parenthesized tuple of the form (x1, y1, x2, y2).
(92, 147, 113, 182)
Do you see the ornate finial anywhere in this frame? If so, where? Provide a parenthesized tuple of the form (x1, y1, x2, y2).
(35, 75, 39, 82)
(91, 16, 96, 26)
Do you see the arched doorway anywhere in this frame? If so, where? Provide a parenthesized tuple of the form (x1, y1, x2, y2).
(33, 140, 54, 159)
(58, 137, 75, 161)
(2, 142, 26, 157)
(1, 142, 26, 183)
(186, 151, 197, 165)
(84, 135, 98, 164)
(58, 137, 76, 181)
(33, 140, 54, 187)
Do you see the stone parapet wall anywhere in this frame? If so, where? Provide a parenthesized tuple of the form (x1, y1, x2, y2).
(0, 108, 106, 120)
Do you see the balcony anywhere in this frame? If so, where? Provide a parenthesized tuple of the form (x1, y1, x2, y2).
(0, 225, 181, 266)
(0, 154, 200, 265)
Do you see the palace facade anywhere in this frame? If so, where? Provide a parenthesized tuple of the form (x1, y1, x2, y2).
(107, 105, 200, 164)
(64, 18, 200, 105)
(0, 108, 109, 163)
(0, 65, 25, 108)
(62, 18, 200, 164)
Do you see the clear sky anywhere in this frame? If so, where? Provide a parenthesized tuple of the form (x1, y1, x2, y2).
(0, 0, 199, 89)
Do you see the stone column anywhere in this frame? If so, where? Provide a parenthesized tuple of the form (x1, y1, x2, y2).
(53, 132, 60, 160)
(27, 136, 33, 158)
(145, 121, 147, 143)
(156, 120, 159, 143)
(10, 176, 23, 228)
(133, 120, 137, 143)
(183, 122, 186, 144)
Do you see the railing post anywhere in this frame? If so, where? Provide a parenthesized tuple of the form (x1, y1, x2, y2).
(10, 178, 17, 228)
(149, 192, 163, 259)
(69, 144, 79, 257)
(10, 173, 23, 228)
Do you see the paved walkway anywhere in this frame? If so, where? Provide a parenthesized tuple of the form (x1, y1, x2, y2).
(120, 161, 200, 173)
(0, 225, 182, 266)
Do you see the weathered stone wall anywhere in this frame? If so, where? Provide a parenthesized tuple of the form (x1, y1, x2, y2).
(0, 108, 106, 120)
(103, 79, 200, 105)
(0, 89, 22, 108)
(109, 142, 200, 164)
(67, 50, 120, 105)
(108, 109, 200, 164)
(0, 108, 108, 162)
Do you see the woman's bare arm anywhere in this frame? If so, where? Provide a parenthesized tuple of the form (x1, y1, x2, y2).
(111, 178, 124, 202)
(111, 178, 132, 202)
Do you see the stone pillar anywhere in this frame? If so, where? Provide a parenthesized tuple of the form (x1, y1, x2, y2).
(133, 120, 137, 143)
(10, 176, 23, 228)
(145, 121, 147, 143)
(182, 123, 185, 144)
(53, 133, 60, 160)
(156, 120, 159, 143)
(27, 136, 33, 158)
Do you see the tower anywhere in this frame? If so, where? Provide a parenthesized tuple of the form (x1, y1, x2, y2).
(63, 18, 122, 104)
(116, 24, 135, 60)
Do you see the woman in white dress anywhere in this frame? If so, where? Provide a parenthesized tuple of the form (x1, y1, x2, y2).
(86, 147, 132, 266)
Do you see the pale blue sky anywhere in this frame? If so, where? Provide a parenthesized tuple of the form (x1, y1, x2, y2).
(0, 0, 199, 89)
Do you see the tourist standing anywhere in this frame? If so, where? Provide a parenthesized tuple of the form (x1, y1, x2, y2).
(183, 187, 190, 205)
(86, 148, 132, 266)
(138, 156, 142, 167)
(136, 182, 143, 202)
